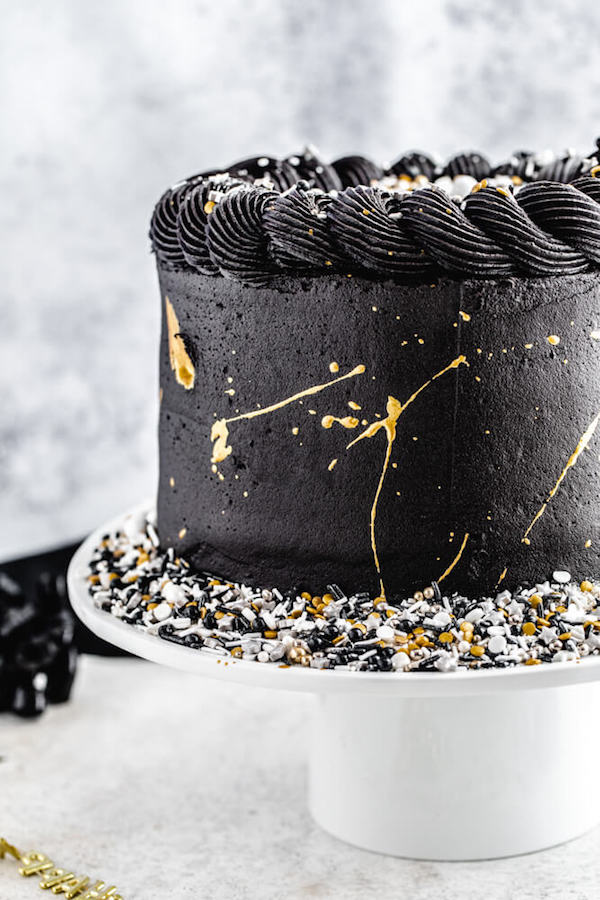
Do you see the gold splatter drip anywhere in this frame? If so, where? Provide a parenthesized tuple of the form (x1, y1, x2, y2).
(165, 296, 195, 390)
(521, 409, 600, 546)
(210, 365, 366, 466)
(345, 356, 468, 599)
(321, 415, 359, 430)
(438, 533, 470, 583)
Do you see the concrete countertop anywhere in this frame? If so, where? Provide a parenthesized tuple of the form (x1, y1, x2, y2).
(1, 656, 598, 899)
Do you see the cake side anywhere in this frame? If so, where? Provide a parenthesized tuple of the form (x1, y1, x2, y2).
(157, 267, 600, 598)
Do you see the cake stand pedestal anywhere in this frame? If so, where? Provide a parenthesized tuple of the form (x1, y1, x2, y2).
(68, 506, 600, 861)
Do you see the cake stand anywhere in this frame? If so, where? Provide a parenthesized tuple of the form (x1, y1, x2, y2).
(68, 503, 600, 861)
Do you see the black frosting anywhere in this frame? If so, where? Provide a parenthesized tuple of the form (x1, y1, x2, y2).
(327, 186, 432, 278)
(389, 151, 439, 181)
(205, 185, 278, 285)
(332, 155, 385, 187)
(399, 188, 515, 277)
(263, 182, 346, 270)
(226, 155, 299, 191)
(517, 182, 600, 265)
(286, 147, 343, 192)
(443, 151, 491, 181)
(150, 144, 600, 285)
(157, 267, 600, 597)
(463, 186, 589, 275)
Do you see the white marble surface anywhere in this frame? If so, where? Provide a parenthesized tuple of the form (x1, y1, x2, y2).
(0, 656, 599, 899)
(2, 1, 600, 559)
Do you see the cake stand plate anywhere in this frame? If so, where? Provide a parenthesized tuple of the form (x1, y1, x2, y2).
(68, 504, 600, 861)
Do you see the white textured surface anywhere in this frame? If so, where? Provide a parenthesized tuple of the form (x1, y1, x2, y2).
(0, 656, 600, 899)
(2, 1, 600, 557)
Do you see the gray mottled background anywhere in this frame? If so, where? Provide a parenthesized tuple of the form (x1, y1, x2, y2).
(2, 0, 600, 558)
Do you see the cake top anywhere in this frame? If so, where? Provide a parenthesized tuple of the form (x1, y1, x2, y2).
(150, 142, 600, 286)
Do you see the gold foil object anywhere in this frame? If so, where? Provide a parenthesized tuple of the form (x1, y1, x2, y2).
(0, 838, 124, 899)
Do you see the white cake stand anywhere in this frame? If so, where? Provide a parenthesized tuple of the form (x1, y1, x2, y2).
(68, 504, 600, 861)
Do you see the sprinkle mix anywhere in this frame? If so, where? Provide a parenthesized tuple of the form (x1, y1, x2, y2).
(87, 512, 600, 674)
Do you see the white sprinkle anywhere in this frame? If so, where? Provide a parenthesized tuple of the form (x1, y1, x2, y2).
(553, 570, 571, 584)
(487, 635, 507, 655)
(153, 602, 172, 622)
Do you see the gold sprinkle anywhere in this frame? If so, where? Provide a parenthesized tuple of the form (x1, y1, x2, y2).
(585, 539, 592, 549)
(459, 310, 471, 322)
(328, 458, 338, 471)
(522, 622, 536, 636)
(178, 528, 187, 539)
(581, 580, 594, 592)
(292, 426, 299, 435)
(591, 165, 600, 177)
(329, 361, 339, 373)
(169, 476, 175, 488)
(470, 645, 484, 657)
(547, 334, 560, 346)
(204, 200, 215, 214)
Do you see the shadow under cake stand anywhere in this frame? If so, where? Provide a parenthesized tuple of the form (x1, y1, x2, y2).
(68, 503, 600, 861)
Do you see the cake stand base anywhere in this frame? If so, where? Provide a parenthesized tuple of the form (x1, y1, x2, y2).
(68, 503, 600, 861)
(309, 686, 600, 860)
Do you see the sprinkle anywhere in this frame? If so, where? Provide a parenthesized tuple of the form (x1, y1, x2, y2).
(547, 335, 561, 346)
(87, 514, 600, 675)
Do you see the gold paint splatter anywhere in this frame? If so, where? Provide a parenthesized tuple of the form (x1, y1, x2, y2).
(328, 458, 338, 471)
(210, 364, 366, 465)
(165, 296, 195, 390)
(521, 409, 600, 546)
(345, 356, 468, 599)
(524, 343, 533, 349)
(459, 310, 471, 322)
(178, 527, 187, 540)
(348, 401, 361, 410)
(292, 426, 299, 435)
(224, 388, 235, 396)
(438, 533, 470, 583)
(169, 476, 175, 488)
(585, 539, 592, 548)
(243, 490, 249, 498)
(329, 361, 339, 373)
(321, 415, 359, 430)
(547, 334, 560, 346)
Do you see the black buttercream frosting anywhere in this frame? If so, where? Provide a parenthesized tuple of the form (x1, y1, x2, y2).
(177, 175, 245, 274)
(327, 186, 432, 278)
(332, 155, 385, 187)
(150, 142, 600, 285)
(157, 268, 600, 597)
(263, 182, 345, 270)
(463, 186, 589, 275)
(517, 182, 600, 265)
(400, 187, 515, 276)
(389, 151, 439, 181)
(205, 185, 278, 285)
(443, 151, 491, 180)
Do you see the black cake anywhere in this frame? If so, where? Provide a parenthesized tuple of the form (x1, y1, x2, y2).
(151, 146, 600, 601)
